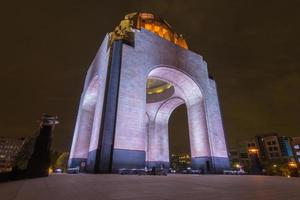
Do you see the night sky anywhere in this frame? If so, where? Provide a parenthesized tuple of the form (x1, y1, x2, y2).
(1, 1, 299, 153)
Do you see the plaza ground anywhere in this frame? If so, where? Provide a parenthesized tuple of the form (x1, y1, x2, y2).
(0, 174, 300, 200)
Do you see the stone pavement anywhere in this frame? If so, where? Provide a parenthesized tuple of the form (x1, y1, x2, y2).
(0, 174, 300, 200)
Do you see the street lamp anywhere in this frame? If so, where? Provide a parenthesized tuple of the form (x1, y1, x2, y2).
(288, 161, 297, 169)
(235, 164, 240, 168)
(248, 148, 259, 154)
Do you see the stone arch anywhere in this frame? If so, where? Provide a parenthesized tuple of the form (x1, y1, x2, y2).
(146, 66, 211, 168)
(69, 27, 230, 173)
(69, 75, 99, 168)
(147, 97, 184, 167)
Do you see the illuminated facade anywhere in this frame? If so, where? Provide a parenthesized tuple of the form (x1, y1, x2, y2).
(0, 137, 26, 172)
(256, 133, 294, 162)
(290, 137, 300, 165)
(69, 13, 229, 173)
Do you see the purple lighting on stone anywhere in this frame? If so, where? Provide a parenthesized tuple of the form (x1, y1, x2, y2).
(69, 13, 230, 173)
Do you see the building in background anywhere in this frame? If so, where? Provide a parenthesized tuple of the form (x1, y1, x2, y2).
(278, 136, 294, 159)
(256, 133, 294, 162)
(229, 147, 250, 169)
(228, 148, 239, 166)
(170, 153, 191, 171)
(0, 137, 26, 172)
(290, 137, 300, 165)
(229, 139, 260, 172)
(230, 133, 298, 175)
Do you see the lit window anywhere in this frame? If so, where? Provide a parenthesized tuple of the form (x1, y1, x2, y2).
(294, 145, 300, 149)
(296, 151, 300, 156)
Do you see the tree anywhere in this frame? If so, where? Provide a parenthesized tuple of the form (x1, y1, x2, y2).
(54, 152, 69, 172)
(50, 150, 60, 169)
(260, 160, 298, 177)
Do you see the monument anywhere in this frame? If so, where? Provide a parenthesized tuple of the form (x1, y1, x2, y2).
(69, 12, 230, 173)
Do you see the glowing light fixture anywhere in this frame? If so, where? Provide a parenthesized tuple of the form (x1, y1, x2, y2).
(146, 78, 172, 95)
(248, 148, 259, 154)
(288, 161, 297, 168)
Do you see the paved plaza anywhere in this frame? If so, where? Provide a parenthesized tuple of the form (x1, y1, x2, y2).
(0, 174, 300, 200)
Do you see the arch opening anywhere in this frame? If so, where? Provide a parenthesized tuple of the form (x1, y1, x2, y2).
(145, 66, 211, 170)
(169, 104, 191, 172)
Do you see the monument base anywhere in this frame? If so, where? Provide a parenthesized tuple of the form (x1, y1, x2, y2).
(192, 156, 230, 173)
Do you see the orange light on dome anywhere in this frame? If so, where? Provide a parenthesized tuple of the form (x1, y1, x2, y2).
(111, 12, 189, 49)
(144, 23, 152, 30)
(138, 13, 188, 49)
(162, 28, 167, 35)
(154, 25, 160, 32)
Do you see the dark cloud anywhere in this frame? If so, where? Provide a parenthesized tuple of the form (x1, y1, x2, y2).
(0, 0, 299, 152)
